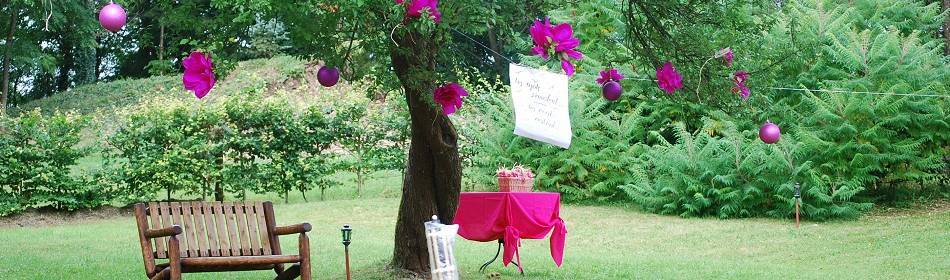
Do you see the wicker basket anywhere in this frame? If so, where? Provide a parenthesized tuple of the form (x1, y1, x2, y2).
(498, 176, 534, 192)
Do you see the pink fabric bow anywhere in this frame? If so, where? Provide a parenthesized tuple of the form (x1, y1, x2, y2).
(503, 226, 522, 270)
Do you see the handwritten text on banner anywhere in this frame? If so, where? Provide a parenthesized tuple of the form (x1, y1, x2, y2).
(509, 63, 572, 149)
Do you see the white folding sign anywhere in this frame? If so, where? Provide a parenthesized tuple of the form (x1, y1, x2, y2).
(509, 63, 572, 149)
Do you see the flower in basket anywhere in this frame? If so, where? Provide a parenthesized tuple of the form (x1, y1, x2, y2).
(497, 166, 535, 192)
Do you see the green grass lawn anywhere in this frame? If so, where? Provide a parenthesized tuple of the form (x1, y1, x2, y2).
(1, 195, 947, 280)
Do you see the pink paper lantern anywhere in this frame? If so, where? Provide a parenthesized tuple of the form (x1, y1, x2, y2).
(317, 66, 340, 87)
(602, 81, 622, 101)
(759, 121, 781, 144)
(98, 3, 127, 33)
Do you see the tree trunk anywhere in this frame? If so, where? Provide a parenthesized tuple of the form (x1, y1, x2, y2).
(159, 23, 165, 61)
(214, 156, 225, 201)
(356, 169, 364, 198)
(486, 23, 507, 80)
(95, 36, 104, 79)
(943, 0, 949, 55)
(1, 9, 17, 114)
(73, 0, 96, 86)
(56, 37, 75, 93)
(389, 30, 462, 276)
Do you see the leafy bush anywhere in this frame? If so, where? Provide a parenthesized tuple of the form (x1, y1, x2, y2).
(758, 0, 950, 205)
(458, 0, 948, 220)
(335, 91, 409, 197)
(0, 110, 110, 215)
(106, 93, 340, 203)
(104, 77, 408, 203)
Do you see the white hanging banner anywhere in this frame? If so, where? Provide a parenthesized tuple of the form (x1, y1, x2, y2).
(509, 63, 572, 149)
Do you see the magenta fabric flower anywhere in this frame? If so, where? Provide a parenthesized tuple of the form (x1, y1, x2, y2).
(655, 62, 683, 94)
(732, 70, 750, 99)
(529, 18, 553, 59)
(397, 0, 440, 23)
(596, 68, 625, 85)
(182, 51, 216, 99)
(529, 17, 583, 76)
(733, 70, 749, 84)
(720, 48, 734, 67)
(551, 23, 582, 60)
(433, 82, 468, 115)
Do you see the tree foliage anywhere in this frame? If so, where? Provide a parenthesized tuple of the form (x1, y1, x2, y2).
(0, 110, 108, 215)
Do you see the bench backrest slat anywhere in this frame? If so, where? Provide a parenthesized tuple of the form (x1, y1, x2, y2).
(244, 202, 263, 255)
(189, 203, 210, 257)
(224, 202, 240, 256)
(180, 203, 199, 257)
(211, 202, 231, 256)
(201, 203, 220, 257)
(234, 202, 251, 256)
(147, 202, 167, 259)
(137, 201, 276, 259)
(254, 202, 272, 255)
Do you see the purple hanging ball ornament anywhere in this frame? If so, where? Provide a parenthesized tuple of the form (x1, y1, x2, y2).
(759, 121, 781, 144)
(98, 2, 127, 33)
(602, 81, 622, 101)
(317, 66, 340, 87)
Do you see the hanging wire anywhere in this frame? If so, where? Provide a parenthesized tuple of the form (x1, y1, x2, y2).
(764, 87, 948, 98)
(449, 27, 948, 99)
(449, 27, 517, 65)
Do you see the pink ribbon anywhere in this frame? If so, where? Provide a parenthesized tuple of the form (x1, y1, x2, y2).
(502, 225, 522, 272)
(550, 218, 567, 267)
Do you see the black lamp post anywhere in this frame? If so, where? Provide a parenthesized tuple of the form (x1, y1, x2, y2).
(341, 224, 352, 280)
(794, 183, 801, 228)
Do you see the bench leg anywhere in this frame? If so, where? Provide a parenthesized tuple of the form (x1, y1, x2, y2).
(168, 235, 182, 280)
(299, 233, 312, 280)
(274, 264, 301, 280)
(149, 267, 170, 280)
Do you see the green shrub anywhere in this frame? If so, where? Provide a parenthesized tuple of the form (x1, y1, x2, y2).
(105, 88, 406, 203)
(335, 92, 409, 197)
(0, 110, 109, 215)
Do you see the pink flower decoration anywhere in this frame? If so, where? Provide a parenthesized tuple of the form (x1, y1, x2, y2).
(397, 0, 440, 23)
(733, 70, 749, 84)
(182, 51, 216, 99)
(433, 82, 468, 115)
(721, 48, 734, 67)
(597, 68, 625, 85)
(732, 70, 750, 100)
(529, 18, 553, 59)
(529, 17, 583, 76)
(655, 62, 683, 94)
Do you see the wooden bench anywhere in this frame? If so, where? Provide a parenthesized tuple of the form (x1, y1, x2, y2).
(133, 201, 312, 280)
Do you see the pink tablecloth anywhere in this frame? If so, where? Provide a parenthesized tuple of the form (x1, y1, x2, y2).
(453, 192, 567, 270)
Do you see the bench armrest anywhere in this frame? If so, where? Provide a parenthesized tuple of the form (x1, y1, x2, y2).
(274, 223, 312, 235)
(145, 225, 183, 238)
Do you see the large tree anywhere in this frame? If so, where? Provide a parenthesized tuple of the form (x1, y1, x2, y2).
(387, 25, 462, 273)
(1, 2, 17, 113)
(208, 0, 538, 274)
